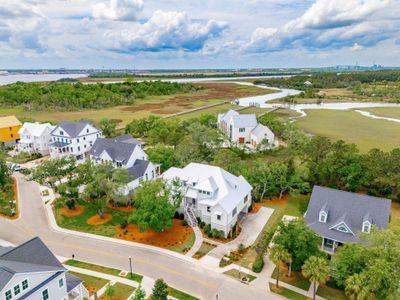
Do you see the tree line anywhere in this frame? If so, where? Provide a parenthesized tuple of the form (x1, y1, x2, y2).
(0, 81, 198, 111)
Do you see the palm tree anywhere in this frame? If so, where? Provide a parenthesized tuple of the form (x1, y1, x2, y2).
(345, 273, 374, 300)
(269, 244, 291, 288)
(302, 256, 330, 300)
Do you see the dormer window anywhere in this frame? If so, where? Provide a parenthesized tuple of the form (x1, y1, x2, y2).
(60, 130, 64, 135)
(319, 211, 327, 223)
(362, 221, 371, 233)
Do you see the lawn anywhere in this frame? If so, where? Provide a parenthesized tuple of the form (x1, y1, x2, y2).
(359, 107, 400, 119)
(271, 109, 303, 122)
(294, 109, 400, 152)
(269, 283, 308, 300)
(99, 282, 135, 300)
(192, 241, 216, 259)
(223, 268, 257, 282)
(271, 267, 310, 291)
(65, 259, 143, 283)
(389, 202, 400, 231)
(0, 82, 269, 127)
(0, 177, 17, 218)
(317, 284, 348, 300)
(167, 287, 200, 300)
(69, 271, 109, 296)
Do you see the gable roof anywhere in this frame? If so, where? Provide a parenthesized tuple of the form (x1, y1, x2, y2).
(305, 186, 391, 243)
(127, 159, 150, 179)
(52, 121, 100, 138)
(251, 123, 275, 139)
(0, 237, 65, 290)
(0, 116, 21, 128)
(90, 134, 141, 165)
(18, 122, 54, 137)
(218, 109, 239, 123)
(231, 114, 258, 128)
(162, 163, 252, 214)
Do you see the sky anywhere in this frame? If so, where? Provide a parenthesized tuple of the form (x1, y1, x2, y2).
(1, 0, 400, 69)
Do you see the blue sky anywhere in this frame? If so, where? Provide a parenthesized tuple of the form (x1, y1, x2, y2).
(0, 0, 399, 69)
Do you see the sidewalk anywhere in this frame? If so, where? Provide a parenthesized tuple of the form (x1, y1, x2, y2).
(185, 227, 203, 257)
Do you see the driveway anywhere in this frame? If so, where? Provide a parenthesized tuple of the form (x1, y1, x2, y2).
(0, 174, 281, 300)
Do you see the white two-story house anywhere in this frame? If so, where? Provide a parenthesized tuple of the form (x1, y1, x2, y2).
(17, 122, 55, 156)
(50, 121, 102, 161)
(217, 110, 277, 147)
(163, 163, 252, 238)
(0, 237, 88, 300)
(90, 134, 160, 195)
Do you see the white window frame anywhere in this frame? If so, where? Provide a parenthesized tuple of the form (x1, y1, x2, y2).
(319, 211, 327, 223)
(13, 284, 21, 296)
(42, 288, 49, 300)
(59, 278, 64, 288)
(22, 278, 29, 291)
(5, 289, 12, 300)
(362, 221, 371, 233)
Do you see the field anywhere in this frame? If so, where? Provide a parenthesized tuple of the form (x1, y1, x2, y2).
(294, 109, 400, 152)
(359, 107, 400, 119)
(0, 82, 271, 127)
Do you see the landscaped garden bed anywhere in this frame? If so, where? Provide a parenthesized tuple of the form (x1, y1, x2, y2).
(0, 176, 18, 219)
(192, 241, 216, 259)
(65, 259, 143, 283)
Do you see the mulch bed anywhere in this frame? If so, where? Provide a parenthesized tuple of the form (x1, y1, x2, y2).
(87, 213, 113, 225)
(107, 204, 135, 213)
(115, 219, 193, 248)
(59, 204, 85, 217)
(252, 195, 289, 213)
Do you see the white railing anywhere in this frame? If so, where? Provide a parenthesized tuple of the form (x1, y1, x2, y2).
(184, 203, 198, 227)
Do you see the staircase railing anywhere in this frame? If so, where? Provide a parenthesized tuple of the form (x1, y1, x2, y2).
(184, 203, 198, 227)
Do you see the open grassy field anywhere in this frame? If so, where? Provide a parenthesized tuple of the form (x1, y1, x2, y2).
(271, 108, 303, 122)
(294, 109, 400, 152)
(0, 82, 271, 127)
(359, 107, 400, 119)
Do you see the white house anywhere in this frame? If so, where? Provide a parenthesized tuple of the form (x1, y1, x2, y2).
(90, 134, 160, 195)
(163, 163, 252, 238)
(50, 121, 102, 161)
(17, 122, 54, 155)
(217, 110, 276, 147)
(0, 237, 88, 300)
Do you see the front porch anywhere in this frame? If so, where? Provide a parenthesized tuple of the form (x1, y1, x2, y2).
(321, 237, 343, 253)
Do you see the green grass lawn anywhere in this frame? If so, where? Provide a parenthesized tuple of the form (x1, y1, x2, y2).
(54, 201, 129, 237)
(295, 109, 400, 152)
(223, 269, 257, 282)
(69, 271, 109, 296)
(271, 109, 303, 122)
(317, 284, 348, 300)
(238, 106, 271, 116)
(269, 283, 308, 300)
(271, 268, 310, 291)
(167, 287, 200, 300)
(65, 259, 143, 283)
(175, 103, 238, 120)
(106, 282, 136, 300)
(359, 107, 400, 119)
(192, 242, 216, 259)
(0, 177, 16, 217)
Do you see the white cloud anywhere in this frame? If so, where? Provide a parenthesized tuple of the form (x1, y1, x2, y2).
(105, 10, 228, 52)
(92, 0, 144, 21)
(350, 43, 363, 51)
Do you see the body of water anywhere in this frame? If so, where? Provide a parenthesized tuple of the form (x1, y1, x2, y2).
(0, 74, 87, 85)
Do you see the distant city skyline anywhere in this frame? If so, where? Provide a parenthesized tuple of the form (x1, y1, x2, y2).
(1, 0, 399, 69)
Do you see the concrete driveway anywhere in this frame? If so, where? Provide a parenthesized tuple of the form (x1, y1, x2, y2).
(0, 174, 281, 300)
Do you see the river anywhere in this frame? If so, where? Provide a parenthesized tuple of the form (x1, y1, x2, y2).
(0, 73, 87, 85)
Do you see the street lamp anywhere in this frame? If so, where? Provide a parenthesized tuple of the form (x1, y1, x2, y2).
(129, 256, 133, 279)
(72, 254, 75, 261)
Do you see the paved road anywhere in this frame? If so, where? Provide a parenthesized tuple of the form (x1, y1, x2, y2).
(0, 174, 280, 300)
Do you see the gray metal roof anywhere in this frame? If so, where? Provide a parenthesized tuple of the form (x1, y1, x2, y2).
(52, 121, 100, 138)
(127, 159, 150, 179)
(305, 186, 392, 243)
(66, 273, 84, 293)
(232, 114, 258, 128)
(0, 237, 65, 290)
(90, 134, 141, 165)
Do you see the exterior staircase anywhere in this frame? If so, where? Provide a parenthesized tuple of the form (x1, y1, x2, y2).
(184, 204, 198, 227)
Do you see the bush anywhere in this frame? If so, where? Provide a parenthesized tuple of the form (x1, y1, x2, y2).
(65, 199, 76, 210)
(203, 224, 211, 236)
(120, 219, 128, 229)
(252, 256, 264, 273)
(179, 212, 185, 220)
(174, 211, 180, 219)
(181, 219, 188, 226)
(199, 221, 205, 229)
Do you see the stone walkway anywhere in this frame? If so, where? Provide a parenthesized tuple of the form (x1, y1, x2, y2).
(185, 226, 203, 257)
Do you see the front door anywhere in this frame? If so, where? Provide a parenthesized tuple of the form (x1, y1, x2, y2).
(239, 137, 245, 144)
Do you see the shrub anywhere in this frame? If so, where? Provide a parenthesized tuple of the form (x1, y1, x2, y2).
(174, 211, 180, 219)
(181, 219, 188, 226)
(65, 199, 76, 210)
(179, 212, 185, 220)
(120, 219, 128, 229)
(203, 224, 211, 235)
(252, 256, 264, 273)
(238, 243, 245, 253)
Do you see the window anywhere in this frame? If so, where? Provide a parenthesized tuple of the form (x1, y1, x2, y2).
(5, 290, 12, 300)
(9, 127, 12, 130)
(362, 221, 371, 233)
(87, 129, 89, 133)
(42, 289, 49, 300)
(207, 206, 211, 213)
(239, 128, 245, 132)
(83, 137, 86, 140)
(78, 146, 80, 151)
(10, 134, 13, 138)
(336, 225, 349, 233)
(22, 279, 28, 290)
(60, 131, 64, 135)
(232, 207, 237, 217)
(14, 285, 20, 295)
(217, 214, 221, 221)
(77, 138, 79, 142)
(319, 211, 327, 223)
(244, 195, 249, 203)
(59, 278, 64, 288)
